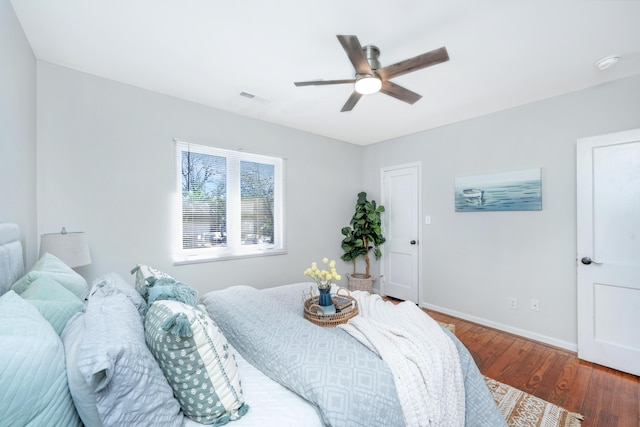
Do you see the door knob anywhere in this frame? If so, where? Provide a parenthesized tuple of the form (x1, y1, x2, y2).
(581, 256, 602, 265)
(410, 240, 417, 245)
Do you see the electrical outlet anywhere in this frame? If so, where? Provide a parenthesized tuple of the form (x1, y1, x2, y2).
(508, 297, 518, 309)
(530, 299, 540, 311)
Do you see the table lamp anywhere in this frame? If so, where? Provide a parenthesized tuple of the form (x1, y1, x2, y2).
(39, 227, 92, 268)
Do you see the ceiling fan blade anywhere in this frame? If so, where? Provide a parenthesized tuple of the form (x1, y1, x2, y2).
(341, 91, 363, 112)
(337, 35, 372, 75)
(377, 46, 449, 81)
(295, 79, 356, 86)
(380, 81, 422, 104)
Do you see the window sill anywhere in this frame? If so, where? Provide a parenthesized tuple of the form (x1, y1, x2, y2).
(173, 248, 288, 265)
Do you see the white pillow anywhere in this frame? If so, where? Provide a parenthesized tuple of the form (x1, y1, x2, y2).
(77, 282, 184, 426)
(90, 272, 147, 317)
(145, 300, 249, 424)
(61, 312, 103, 427)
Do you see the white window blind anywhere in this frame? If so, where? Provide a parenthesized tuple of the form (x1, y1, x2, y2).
(174, 140, 285, 263)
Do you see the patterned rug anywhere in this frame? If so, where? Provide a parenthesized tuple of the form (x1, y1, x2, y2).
(485, 377, 584, 427)
(437, 321, 456, 332)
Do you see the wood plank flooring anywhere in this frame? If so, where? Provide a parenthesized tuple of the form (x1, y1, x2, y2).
(425, 309, 640, 427)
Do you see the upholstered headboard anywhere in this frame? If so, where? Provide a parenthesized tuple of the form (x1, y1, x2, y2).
(0, 223, 24, 295)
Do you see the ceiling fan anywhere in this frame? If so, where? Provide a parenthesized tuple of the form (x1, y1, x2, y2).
(294, 35, 449, 112)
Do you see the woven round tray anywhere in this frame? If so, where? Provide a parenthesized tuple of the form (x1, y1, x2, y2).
(303, 288, 358, 327)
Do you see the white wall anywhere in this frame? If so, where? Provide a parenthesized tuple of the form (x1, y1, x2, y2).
(36, 62, 363, 293)
(362, 74, 640, 349)
(0, 0, 37, 266)
(21, 25, 640, 348)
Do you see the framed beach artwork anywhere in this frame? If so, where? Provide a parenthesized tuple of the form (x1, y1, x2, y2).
(454, 168, 542, 212)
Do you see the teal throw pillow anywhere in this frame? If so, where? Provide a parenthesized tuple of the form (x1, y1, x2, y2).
(12, 252, 89, 300)
(19, 276, 84, 335)
(144, 277, 198, 313)
(0, 291, 82, 426)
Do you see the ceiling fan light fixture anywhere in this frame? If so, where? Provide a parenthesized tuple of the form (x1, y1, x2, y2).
(354, 74, 382, 95)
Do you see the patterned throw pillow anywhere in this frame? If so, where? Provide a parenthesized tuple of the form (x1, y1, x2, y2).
(131, 264, 175, 294)
(130, 265, 198, 314)
(145, 300, 248, 425)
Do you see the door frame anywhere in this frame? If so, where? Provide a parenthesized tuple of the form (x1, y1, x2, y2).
(380, 162, 422, 302)
(576, 128, 640, 375)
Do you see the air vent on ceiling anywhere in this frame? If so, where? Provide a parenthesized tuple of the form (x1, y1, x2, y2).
(239, 91, 271, 105)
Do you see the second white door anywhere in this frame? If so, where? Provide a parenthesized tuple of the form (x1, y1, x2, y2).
(381, 163, 420, 302)
(577, 128, 640, 376)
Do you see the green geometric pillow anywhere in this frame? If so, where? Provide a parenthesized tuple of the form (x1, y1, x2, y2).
(12, 253, 88, 300)
(145, 300, 248, 425)
(19, 276, 84, 335)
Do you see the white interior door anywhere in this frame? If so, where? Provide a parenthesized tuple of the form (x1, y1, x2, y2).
(381, 163, 420, 302)
(576, 128, 640, 376)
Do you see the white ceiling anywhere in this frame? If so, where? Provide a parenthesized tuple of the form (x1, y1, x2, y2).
(10, 1, 640, 145)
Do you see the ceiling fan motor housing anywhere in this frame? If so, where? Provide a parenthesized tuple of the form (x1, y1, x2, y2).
(363, 45, 381, 70)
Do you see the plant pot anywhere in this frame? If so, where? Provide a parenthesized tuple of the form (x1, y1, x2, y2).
(347, 273, 375, 293)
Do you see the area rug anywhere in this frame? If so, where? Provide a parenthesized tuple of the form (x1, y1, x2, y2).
(485, 377, 584, 427)
(437, 321, 455, 333)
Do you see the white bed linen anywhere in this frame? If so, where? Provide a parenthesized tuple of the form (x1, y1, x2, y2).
(183, 348, 323, 427)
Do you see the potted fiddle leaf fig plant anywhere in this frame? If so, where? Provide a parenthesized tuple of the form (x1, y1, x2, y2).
(340, 191, 385, 292)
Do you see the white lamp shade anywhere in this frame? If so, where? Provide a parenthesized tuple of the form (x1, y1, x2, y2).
(40, 231, 92, 268)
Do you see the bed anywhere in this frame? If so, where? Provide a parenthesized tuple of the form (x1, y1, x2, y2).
(0, 223, 506, 427)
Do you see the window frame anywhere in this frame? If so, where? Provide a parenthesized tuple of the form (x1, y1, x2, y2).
(174, 140, 286, 264)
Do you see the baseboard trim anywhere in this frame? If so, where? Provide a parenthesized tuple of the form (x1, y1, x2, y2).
(420, 302, 577, 352)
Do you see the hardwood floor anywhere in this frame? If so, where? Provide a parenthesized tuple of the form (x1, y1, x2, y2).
(425, 309, 640, 427)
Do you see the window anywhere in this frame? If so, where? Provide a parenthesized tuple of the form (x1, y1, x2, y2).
(174, 140, 285, 263)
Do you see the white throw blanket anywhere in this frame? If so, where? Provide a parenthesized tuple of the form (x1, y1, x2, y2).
(338, 291, 465, 427)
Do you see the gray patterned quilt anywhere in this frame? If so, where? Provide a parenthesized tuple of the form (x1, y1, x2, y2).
(200, 283, 506, 427)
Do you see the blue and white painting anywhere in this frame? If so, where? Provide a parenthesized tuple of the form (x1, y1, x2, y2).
(455, 168, 542, 212)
